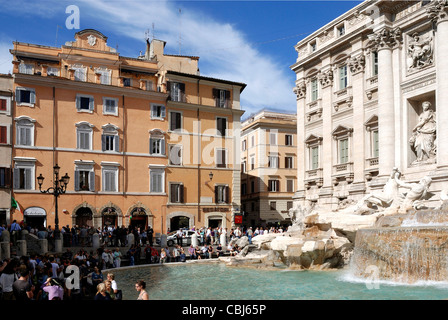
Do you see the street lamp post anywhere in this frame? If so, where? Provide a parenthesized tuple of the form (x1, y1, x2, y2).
(37, 164, 70, 239)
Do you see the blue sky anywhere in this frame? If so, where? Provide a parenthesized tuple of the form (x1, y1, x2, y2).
(0, 0, 361, 118)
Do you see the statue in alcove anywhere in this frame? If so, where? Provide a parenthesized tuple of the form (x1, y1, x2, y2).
(409, 101, 436, 165)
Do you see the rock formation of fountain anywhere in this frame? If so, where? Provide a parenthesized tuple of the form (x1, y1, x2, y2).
(225, 168, 448, 284)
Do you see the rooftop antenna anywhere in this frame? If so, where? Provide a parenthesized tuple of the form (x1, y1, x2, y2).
(55, 25, 62, 47)
(178, 8, 182, 55)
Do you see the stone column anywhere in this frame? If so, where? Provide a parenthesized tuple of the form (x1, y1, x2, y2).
(428, 2, 448, 168)
(293, 81, 307, 205)
(349, 52, 366, 198)
(17, 240, 27, 257)
(39, 239, 48, 255)
(373, 27, 402, 177)
(319, 65, 335, 208)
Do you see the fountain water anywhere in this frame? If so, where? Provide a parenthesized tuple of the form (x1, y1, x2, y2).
(349, 204, 448, 284)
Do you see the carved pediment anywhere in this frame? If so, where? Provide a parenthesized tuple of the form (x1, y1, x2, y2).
(332, 125, 353, 138)
(305, 134, 323, 147)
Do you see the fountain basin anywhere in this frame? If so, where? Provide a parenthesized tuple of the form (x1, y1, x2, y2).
(351, 226, 448, 283)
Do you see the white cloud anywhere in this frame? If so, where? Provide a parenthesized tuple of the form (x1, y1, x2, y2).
(75, 0, 296, 116)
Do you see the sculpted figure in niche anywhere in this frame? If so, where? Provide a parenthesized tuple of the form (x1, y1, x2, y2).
(409, 101, 436, 165)
(407, 32, 433, 70)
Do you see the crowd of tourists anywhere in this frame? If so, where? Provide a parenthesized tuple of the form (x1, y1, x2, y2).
(0, 250, 122, 300)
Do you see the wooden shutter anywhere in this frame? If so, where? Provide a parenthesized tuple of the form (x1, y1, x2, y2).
(74, 170, 80, 191)
(13, 168, 20, 189)
(0, 99, 6, 111)
(30, 90, 36, 104)
(89, 171, 95, 191)
(170, 184, 176, 202)
(225, 186, 230, 204)
(0, 126, 6, 144)
(89, 97, 94, 111)
(179, 184, 184, 203)
(214, 186, 218, 204)
(101, 135, 106, 151)
(225, 90, 231, 108)
(114, 135, 119, 152)
(24, 168, 32, 190)
(15, 89, 22, 104)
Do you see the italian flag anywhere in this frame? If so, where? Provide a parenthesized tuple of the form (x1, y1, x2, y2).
(11, 197, 22, 215)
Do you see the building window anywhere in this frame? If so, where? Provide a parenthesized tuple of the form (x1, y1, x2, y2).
(216, 148, 227, 168)
(268, 180, 280, 192)
(16, 88, 36, 106)
(96, 68, 111, 85)
(169, 145, 182, 166)
(13, 159, 35, 190)
(216, 117, 227, 136)
(372, 130, 379, 158)
(150, 167, 165, 193)
(0, 126, 7, 144)
(365, 115, 379, 159)
(287, 179, 294, 192)
(241, 160, 246, 173)
(311, 146, 319, 170)
(76, 94, 94, 112)
(270, 201, 276, 211)
(101, 124, 119, 152)
(250, 156, 255, 170)
(123, 77, 132, 87)
(76, 122, 93, 150)
(15, 117, 35, 146)
(269, 132, 277, 145)
(337, 24, 345, 37)
(0, 167, 12, 188)
(213, 89, 230, 108)
(372, 51, 378, 76)
(169, 111, 182, 131)
(74, 162, 95, 192)
(0, 98, 8, 112)
(311, 78, 318, 102)
(103, 97, 118, 116)
(168, 82, 185, 102)
(102, 166, 118, 192)
(339, 65, 348, 90)
(339, 138, 349, 164)
(170, 183, 184, 203)
(151, 104, 166, 120)
(268, 154, 279, 169)
(242, 139, 247, 151)
(285, 134, 293, 146)
(332, 125, 352, 165)
(251, 135, 255, 147)
(285, 156, 294, 169)
(150, 136, 165, 156)
(47, 67, 59, 76)
(250, 180, 255, 193)
(287, 201, 293, 211)
(310, 41, 317, 52)
(215, 185, 229, 204)
(73, 65, 87, 82)
(19, 63, 33, 75)
(241, 183, 247, 195)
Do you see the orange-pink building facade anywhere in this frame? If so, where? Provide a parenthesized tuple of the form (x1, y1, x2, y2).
(10, 29, 246, 234)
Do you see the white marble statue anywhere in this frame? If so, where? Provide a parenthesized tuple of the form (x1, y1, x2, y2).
(409, 101, 436, 165)
(353, 167, 401, 215)
(395, 174, 432, 213)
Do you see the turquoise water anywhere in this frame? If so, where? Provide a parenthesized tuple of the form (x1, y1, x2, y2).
(112, 263, 448, 300)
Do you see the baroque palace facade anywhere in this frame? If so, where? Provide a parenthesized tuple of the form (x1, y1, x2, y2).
(291, 1, 448, 210)
(9, 29, 245, 233)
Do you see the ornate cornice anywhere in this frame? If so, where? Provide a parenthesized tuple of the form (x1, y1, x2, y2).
(426, 0, 448, 25)
(370, 27, 403, 51)
(348, 54, 365, 74)
(318, 69, 334, 87)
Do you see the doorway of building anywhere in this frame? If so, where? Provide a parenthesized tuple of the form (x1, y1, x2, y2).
(130, 215, 147, 230)
(25, 216, 46, 229)
(170, 216, 189, 231)
(75, 207, 93, 227)
(208, 218, 222, 229)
